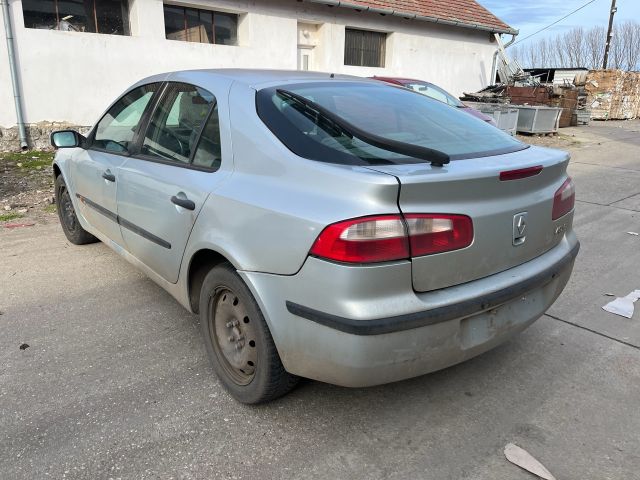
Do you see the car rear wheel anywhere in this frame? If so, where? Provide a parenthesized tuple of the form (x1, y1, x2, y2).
(54, 175, 97, 245)
(199, 263, 298, 404)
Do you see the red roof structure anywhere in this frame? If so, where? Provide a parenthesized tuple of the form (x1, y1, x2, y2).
(302, 0, 517, 35)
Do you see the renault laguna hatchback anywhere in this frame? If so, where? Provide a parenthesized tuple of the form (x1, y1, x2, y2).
(50, 70, 579, 404)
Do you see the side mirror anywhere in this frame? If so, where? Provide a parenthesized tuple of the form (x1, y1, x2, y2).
(51, 130, 85, 149)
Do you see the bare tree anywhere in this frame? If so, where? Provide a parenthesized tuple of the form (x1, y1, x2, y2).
(609, 24, 625, 69)
(506, 21, 640, 71)
(527, 43, 540, 67)
(538, 37, 552, 67)
(564, 27, 587, 67)
(554, 34, 568, 68)
(585, 26, 605, 68)
(620, 21, 640, 71)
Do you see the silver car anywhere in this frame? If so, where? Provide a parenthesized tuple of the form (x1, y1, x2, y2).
(51, 70, 579, 404)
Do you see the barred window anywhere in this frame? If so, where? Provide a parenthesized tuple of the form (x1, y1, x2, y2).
(164, 5, 238, 46)
(22, 0, 130, 35)
(344, 28, 386, 67)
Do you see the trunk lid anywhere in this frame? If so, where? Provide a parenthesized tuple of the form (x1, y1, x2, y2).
(368, 145, 572, 292)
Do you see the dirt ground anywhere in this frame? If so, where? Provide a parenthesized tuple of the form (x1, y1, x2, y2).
(0, 150, 57, 226)
(0, 130, 585, 229)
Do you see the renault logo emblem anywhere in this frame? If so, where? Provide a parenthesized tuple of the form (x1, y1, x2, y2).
(513, 212, 528, 246)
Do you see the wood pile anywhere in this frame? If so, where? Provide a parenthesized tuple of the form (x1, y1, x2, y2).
(585, 70, 640, 120)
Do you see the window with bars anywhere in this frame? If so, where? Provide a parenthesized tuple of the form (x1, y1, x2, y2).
(164, 5, 238, 46)
(344, 28, 386, 67)
(22, 0, 130, 35)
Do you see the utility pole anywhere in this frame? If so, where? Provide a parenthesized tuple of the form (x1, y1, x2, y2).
(602, 0, 617, 69)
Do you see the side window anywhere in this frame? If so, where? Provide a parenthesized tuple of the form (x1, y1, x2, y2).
(422, 86, 449, 104)
(140, 83, 215, 164)
(93, 84, 159, 153)
(192, 105, 222, 171)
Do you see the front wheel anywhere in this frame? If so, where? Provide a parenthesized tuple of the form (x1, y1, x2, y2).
(199, 263, 298, 404)
(54, 175, 97, 245)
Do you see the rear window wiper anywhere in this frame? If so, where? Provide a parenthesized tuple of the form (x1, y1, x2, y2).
(276, 89, 450, 167)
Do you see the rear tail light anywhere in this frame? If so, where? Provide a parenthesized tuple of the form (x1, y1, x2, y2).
(309, 215, 409, 263)
(405, 214, 474, 256)
(552, 177, 575, 220)
(310, 214, 473, 264)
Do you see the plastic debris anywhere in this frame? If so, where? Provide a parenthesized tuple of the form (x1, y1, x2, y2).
(504, 443, 556, 480)
(603, 290, 640, 319)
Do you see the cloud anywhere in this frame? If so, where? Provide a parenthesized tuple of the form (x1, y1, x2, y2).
(481, 0, 565, 25)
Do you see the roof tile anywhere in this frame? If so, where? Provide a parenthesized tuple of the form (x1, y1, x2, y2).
(322, 0, 514, 33)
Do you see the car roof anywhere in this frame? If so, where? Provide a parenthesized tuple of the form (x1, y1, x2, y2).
(371, 76, 430, 86)
(139, 69, 372, 90)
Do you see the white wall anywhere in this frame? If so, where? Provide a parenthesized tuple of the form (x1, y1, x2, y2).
(0, 0, 499, 127)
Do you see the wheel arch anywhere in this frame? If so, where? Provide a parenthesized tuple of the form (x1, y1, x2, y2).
(187, 248, 236, 313)
(53, 162, 62, 178)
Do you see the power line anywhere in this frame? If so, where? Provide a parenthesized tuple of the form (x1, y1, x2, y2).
(508, 0, 600, 47)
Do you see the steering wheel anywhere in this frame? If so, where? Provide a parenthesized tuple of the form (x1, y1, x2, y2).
(159, 129, 187, 158)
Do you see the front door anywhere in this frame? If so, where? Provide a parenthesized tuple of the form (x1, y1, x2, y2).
(116, 82, 226, 283)
(297, 46, 314, 71)
(71, 83, 161, 245)
(71, 149, 126, 244)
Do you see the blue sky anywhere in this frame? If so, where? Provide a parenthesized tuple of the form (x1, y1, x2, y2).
(479, 0, 640, 45)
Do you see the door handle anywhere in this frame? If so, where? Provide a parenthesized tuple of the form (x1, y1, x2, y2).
(171, 195, 195, 211)
(102, 170, 116, 182)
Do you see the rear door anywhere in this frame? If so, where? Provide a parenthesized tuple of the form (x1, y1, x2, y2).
(115, 80, 228, 283)
(72, 83, 160, 244)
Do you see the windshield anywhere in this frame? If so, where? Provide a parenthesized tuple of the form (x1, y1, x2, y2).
(403, 81, 463, 107)
(256, 82, 526, 165)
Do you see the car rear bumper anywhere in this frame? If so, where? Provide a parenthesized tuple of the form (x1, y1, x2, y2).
(240, 232, 579, 387)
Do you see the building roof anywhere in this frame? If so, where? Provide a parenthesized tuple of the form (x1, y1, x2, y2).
(303, 0, 517, 35)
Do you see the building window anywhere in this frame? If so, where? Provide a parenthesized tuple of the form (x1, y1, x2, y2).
(344, 28, 386, 67)
(22, 0, 130, 35)
(164, 5, 238, 45)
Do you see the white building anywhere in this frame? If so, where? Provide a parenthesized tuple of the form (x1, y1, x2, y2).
(0, 0, 515, 148)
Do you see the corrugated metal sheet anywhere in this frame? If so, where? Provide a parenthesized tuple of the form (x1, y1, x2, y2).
(552, 70, 584, 86)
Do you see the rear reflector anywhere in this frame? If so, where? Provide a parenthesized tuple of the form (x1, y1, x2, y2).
(500, 165, 543, 181)
(310, 214, 473, 264)
(552, 177, 575, 220)
(405, 214, 474, 257)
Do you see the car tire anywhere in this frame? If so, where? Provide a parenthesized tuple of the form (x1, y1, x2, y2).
(54, 175, 98, 245)
(199, 263, 299, 404)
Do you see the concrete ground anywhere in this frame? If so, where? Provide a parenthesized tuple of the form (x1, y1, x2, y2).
(1, 120, 639, 480)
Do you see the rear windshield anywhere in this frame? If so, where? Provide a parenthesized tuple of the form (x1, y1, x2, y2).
(256, 81, 527, 165)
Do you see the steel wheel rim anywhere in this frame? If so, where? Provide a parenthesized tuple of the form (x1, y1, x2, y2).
(60, 188, 77, 232)
(209, 287, 257, 386)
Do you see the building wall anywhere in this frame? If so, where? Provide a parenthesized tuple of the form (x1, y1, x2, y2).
(0, 0, 499, 128)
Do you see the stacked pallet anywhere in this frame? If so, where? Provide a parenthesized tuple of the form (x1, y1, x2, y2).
(549, 88, 579, 128)
(585, 70, 640, 120)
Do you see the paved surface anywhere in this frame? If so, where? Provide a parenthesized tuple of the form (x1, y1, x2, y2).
(1, 120, 640, 479)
